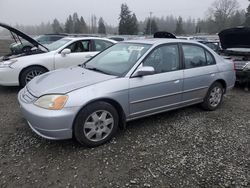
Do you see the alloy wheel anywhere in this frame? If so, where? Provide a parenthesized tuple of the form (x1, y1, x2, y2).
(209, 87, 222, 108)
(25, 70, 43, 83)
(83, 110, 114, 142)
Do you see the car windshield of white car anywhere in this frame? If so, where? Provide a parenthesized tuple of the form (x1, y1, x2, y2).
(46, 39, 71, 51)
(85, 43, 152, 76)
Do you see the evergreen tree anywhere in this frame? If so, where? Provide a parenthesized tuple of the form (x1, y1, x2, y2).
(72, 12, 81, 33)
(80, 16, 88, 33)
(98, 17, 106, 34)
(245, 0, 250, 26)
(175, 16, 184, 35)
(130, 13, 139, 35)
(65, 15, 74, 33)
(118, 4, 138, 35)
(145, 18, 158, 35)
(52, 19, 63, 33)
(119, 4, 131, 34)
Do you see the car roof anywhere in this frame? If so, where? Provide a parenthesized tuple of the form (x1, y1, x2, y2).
(123, 38, 202, 46)
(63, 37, 117, 43)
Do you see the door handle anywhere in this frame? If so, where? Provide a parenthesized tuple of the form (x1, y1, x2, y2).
(210, 73, 215, 77)
(174, 80, 180, 84)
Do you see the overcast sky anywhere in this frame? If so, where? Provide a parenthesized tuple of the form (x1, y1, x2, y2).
(0, 0, 249, 26)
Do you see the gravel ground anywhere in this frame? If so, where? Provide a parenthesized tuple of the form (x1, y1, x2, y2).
(0, 86, 249, 188)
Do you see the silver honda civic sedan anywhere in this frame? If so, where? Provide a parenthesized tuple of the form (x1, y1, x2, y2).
(18, 39, 236, 147)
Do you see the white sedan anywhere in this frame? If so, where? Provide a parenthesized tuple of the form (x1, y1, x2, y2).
(0, 37, 116, 86)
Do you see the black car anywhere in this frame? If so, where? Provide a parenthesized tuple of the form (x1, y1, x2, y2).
(219, 27, 250, 89)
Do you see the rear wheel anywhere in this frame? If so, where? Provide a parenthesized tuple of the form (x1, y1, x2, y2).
(201, 82, 224, 111)
(20, 66, 47, 87)
(74, 101, 119, 147)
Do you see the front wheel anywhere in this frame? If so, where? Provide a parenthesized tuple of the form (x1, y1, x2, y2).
(20, 66, 47, 87)
(201, 82, 224, 111)
(74, 102, 119, 147)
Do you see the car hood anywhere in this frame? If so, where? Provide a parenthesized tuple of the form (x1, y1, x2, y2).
(27, 66, 117, 97)
(219, 27, 250, 49)
(0, 22, 49, 52)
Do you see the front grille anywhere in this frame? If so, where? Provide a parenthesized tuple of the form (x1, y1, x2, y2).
(234, 61, 247, 70)
(21, 87, 37, 103)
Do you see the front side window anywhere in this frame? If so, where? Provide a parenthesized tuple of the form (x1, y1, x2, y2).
(183, 44, 215, 69)
(85, 43, 151, 76)
(66, 40, 90, 53)
(143, 44, 180, 73)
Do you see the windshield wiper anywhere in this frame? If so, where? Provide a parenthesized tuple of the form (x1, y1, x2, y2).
(85, 66, 112, 75)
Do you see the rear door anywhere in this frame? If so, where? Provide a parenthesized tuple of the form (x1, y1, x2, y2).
(182, 44, 219, 103)
(129, 44, 184, 118)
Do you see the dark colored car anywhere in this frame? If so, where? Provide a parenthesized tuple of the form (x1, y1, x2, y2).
(0, 22, 50, 60)
(219, 27, 250, 89)
(10, 34, 67, 54)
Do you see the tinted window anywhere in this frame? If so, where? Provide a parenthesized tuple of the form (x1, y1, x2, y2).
(94, 40, 113, 51)
(66, 40, 90, 53)
(143, 44, 179, 73)
(183, 45, 208, 69)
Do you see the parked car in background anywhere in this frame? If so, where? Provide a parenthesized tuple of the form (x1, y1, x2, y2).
(0, 22, 50, 59)
(18, 39, 235, 147)
(219, 27, 250, 89)
(10, 34, 67, 54)
(108, 36, 125, 42)
(0, 36, 116, 86)
(176, 36, 195, 40)
(198, 40, 221, 54)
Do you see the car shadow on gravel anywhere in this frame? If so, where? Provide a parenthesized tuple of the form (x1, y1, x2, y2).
(0, 86, 21, 94)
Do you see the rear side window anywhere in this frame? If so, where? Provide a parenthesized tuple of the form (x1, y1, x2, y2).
(94, 40, 113, 51)
(182, 44, 215, 69)
(206, 51, 216, 65)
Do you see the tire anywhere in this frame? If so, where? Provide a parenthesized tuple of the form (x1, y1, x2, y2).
(20, 66, 47, 87)
(74, 101, 119, 147)
(201, 82, 224, 111)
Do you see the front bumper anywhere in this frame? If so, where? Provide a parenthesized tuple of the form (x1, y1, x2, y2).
(0, 67, 20, 86)
(18, 88, 80, 140)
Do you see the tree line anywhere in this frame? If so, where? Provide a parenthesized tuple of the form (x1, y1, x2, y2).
(1, 0, 250, 36)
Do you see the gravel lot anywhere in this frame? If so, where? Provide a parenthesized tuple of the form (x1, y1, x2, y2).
(0, 86, 249, 188)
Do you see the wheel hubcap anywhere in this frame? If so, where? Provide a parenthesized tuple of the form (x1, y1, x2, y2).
(83, 110, 114, 142)
(209, 87, 222, 107)
(25, 70, 43, 83)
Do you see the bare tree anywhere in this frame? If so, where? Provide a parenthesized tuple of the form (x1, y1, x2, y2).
(208, 0, 240, 30)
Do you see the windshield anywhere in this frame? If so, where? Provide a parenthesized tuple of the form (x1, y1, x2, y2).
(46, 38, 71, 51)
(85, 43, 151, 76)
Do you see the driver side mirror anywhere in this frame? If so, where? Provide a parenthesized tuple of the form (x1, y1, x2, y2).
(132, 66, 155, 77)
(61, 48, 71, 56)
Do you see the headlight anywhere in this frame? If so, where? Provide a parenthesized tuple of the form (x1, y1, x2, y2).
(0, 59, 18, 68)
(243, 62, 250, 71)
(34, 95, 68, 110)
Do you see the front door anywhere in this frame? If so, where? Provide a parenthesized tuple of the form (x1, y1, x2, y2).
(54, 40, 97, 69)
(129, 44, 184, 119)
